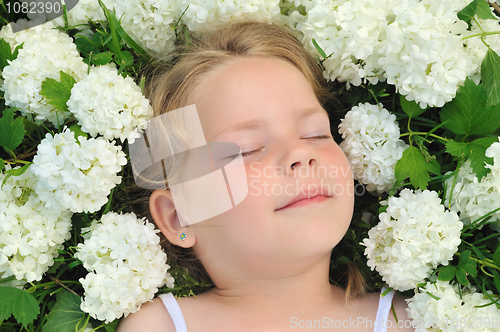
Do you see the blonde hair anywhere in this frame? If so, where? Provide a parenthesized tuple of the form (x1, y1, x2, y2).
(138, 20, 368, 301)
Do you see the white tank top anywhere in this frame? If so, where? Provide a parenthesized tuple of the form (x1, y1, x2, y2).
(159, 286, 396, 332)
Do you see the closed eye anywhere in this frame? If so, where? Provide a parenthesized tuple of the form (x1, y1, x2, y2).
(305, 135, 332, 140)
(237, 136, 331, 158)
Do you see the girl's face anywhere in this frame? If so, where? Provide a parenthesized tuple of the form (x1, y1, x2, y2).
(190, 57, 354, 278)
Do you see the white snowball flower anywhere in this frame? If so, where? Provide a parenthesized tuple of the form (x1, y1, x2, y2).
(174, 0, 281, 33)
(0, 18, 46, 48)
(407, 280, 500, 332)
(462, 13, 500, 84)
(379, 0, 473, 109)
(289, 0, 476, 108)
(444, 138, 500, 230)
(338, 102, 408, 194)
(75, 212, 174, 323)
(361, 189, 463, 291)
(0, 165, 72, 283)
(67, 64, 153, 143)
(109, 0, 178, 54)
(30, 128, 127, 213)
(294, 0, 398, 87)
(50, 0, 112, 27)
(0, 22, 87, 126)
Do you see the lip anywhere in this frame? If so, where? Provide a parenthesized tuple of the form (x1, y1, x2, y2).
(275, 187, 331, 211)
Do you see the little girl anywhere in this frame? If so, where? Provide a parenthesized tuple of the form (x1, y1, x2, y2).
(118, 21, 414, 332)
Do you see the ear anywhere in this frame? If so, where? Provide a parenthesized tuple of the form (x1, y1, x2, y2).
(149, 189, 196, 248)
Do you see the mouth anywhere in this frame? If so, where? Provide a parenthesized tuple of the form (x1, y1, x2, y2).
(275, 194, 330, 211)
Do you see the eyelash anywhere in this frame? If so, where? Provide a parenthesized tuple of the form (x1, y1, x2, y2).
(240, 135, 332, 157)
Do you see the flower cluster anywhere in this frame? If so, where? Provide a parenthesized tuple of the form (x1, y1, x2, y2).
(67, 64, 154, 143)
(407, 280, 500, 332)
(75, 212, 174, 323)
(295, 0, 398, 87)
(54, 0, 282, 54)
(338, 102, 408, 194)
(30, 128, 127, 213)
(175, 0, 281, 33)
(0, 166, 72, 282)
(287, 0, 499, 108)
(444, 138, 500, 230)
(0, 22, 87, 126)
(52, 0, 110, 27)
(111, 0, 178, 54)
(361, 189, 462, 291)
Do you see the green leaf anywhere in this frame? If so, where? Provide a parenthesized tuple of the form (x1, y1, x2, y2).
(4, 162, 31, 177)
(312, 38, 327, 59)
(12, 43, 23, 60)
(445, 140, 468, 158)
(400, 95, 428, 118)
(0, 108, 25, 152)
(476, 0, 497, 20)
(482, 49, 500, 107)
(458, 250, 477, 277)
(440, 78, 500, 136)
(22, 118, 40, 137)
(69, 124, 88, 140)
(116, 50, 134, 67)
(0, 158, 4, 172)
(394, 146, 439, 189)
(40, 71, 77, 112)
(493, 246, 500, 267)
(0, 38, 13, 70)
(459, 250, 471, 265)
(445, 137, 498, 180)
(461, 262, 477, 277)
(3, 163, 33, 186)
(90, 51, 113, 65)
(457, 0, 494, 21)
(456, 268, 469, 286)
(467, 137, 499, 180)
(494, 274, 500, 293)
(0, 287, 40, 328)
(42, 290, 85, 332)
(103, 319, 120, 332)
(437, 265, 456, 281)
(458, 0, 478, 22)
(98, 0, 151, 60)
(74, 37, 99, 58)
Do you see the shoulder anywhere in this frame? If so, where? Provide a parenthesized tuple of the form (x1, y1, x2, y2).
(116, 296, 176, 332)
(387, 292, 415, 332)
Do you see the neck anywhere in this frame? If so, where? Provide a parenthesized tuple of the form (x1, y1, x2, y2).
(203, 252, 347, 316)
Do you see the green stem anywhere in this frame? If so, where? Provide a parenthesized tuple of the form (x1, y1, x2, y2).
(25, 280, 81, 293)
(368, 89, 381, 106)
(399, 131, 449, 142)
(454, 252, 500, 271)
(4, 160, 30, 165)
(474, 17, 486, 34)
(400, 131, 449, 142)
(462, 31, 500, 40)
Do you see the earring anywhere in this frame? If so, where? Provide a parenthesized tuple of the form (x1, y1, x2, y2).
(180, 233, 187, 241)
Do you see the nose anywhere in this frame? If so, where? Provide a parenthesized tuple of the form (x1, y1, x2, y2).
(282, 140, 320, 177)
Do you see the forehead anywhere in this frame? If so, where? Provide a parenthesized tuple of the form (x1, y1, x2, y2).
(191, 57, 325, 140)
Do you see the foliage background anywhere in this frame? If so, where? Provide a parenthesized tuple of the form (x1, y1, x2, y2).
(1, 0, 500, 331)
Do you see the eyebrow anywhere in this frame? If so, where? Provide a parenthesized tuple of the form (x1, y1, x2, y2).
(210, 106, 327, 140)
